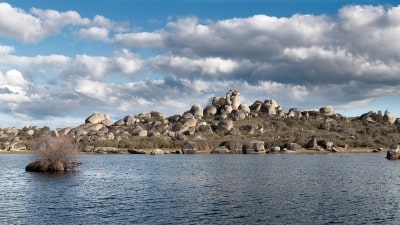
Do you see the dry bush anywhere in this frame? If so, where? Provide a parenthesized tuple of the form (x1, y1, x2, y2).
(33, 135, 79, 166)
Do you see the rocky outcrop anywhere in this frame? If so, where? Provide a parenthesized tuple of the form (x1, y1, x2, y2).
(3, 89, 400, 155)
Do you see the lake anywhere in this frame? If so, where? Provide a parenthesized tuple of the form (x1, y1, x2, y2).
(1, 153, 399, 224)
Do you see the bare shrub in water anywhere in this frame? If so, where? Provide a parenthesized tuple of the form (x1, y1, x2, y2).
(26, 135, 80, 172)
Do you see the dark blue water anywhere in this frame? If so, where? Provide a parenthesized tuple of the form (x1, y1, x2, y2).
(1, 153, 400, 224)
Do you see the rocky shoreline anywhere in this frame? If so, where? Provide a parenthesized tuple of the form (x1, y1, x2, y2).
(0, 147, 383, 155)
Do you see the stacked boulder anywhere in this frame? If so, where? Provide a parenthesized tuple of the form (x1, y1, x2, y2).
(249, 99, 284, 117)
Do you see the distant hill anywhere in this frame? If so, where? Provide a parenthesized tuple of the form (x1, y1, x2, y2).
(1, 90, 399, 153)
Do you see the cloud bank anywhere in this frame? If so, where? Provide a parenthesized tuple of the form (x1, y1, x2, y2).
(0, 3, 399, 128)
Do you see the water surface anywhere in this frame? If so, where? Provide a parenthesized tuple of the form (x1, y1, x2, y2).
(1, 153, 399, 224)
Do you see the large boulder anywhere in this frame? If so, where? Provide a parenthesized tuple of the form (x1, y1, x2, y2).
(287, 108, 302, 119)
(190, 105, 203, 118)
(249, 100, 263, 112)
(85, 113, 111, 124)
(238, 104, 251, 115)
(383, 111, 396, 125)
(179, 118, 197, 135)
(204, 105, 217, 116)
(227, 90, 241, 110)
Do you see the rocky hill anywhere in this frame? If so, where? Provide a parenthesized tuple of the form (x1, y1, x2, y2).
(1, 90, 399, 154)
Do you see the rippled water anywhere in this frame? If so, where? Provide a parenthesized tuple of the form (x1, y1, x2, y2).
(1, 153, 400, 224)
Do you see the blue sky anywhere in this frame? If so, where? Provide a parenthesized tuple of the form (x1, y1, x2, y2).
(0, 0, 400, 128)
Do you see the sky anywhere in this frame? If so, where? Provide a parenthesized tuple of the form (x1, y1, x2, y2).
(1, 0, 400, 129)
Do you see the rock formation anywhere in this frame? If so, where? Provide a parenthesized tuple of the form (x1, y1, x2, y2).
(1, 89, 400, 156)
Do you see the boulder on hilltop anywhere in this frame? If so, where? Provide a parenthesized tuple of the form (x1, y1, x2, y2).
(85, 113, 111, 125)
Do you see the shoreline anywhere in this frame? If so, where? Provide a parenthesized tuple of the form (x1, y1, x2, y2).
(0, 148, 385, 155)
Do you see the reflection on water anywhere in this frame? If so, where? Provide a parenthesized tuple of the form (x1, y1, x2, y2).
(1, 153, 400, 224)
